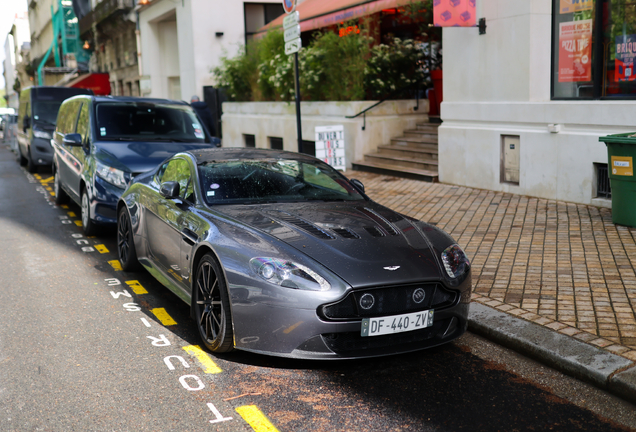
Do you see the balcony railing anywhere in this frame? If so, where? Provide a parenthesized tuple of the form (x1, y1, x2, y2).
(79, 0, 134, 36)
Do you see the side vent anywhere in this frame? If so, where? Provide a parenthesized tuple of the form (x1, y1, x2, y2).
(332, 228, 360, 239)
(272, 212, 334, 239)
(364, 226, 385, 237)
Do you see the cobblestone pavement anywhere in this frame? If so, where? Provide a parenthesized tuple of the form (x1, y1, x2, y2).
(346, 170, 636, 362)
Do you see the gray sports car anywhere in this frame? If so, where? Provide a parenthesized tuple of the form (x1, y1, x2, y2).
(117, 148, 471, 359)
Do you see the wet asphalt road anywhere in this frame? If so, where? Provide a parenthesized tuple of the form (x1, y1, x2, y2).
(0, 142, 634, 432)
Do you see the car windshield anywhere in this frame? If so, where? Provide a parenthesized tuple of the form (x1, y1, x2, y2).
(198, 158, 365, 205)
(33, 101, 63, 125)
(95, 102, 207, 143)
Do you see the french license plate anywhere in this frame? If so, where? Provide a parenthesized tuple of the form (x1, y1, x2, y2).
(360, 310, 434, 337)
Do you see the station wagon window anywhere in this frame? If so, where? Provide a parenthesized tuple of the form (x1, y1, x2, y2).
(76, 103, 90, 144)
(95, 102, 208, 143)
(56, 100, 82, 136)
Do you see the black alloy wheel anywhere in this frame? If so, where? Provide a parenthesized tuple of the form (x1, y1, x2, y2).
(81, 190, 97, 236)
(53, 168, 69, 205)
(194, 255, 233, 353)
(117, 206, 140, 271)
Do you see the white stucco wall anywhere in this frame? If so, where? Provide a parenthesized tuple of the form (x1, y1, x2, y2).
(439, 0, 626, 207)
(139, 0, 282, 101)
(222, 100, 428, 166)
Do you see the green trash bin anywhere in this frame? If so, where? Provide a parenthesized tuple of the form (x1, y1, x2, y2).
(599, 132, 636, 226)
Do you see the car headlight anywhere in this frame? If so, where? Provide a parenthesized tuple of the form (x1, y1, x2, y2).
(95, 161, 128, 189)
(441, 244, 470, 278)
(33, 129, 52, 139)
(249, 258, 331, 291)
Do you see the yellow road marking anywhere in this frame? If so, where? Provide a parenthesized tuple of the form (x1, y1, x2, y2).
(235, 406, 279, 432)
(283, 321, 303, 334)
(151, 308, 177, 326)
(126, 280, 148, 294)
(67, 211, 76, 217)
(50, 192, 55, 196)
(94, 244, 109, 254)
(40, 177, 54, 184)
(60, 204, 69, 209)
(33, 174, 41, 179)
(108, 260, 122, 271)
(182, 345, 222, 374)
(74, 221, 82, 226)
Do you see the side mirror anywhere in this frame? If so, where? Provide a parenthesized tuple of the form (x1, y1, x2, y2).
(160, 181, 180, 199)
(350, 178, 365, 194)
(63, 133, 83, 146)
(22, 115, 30, 131)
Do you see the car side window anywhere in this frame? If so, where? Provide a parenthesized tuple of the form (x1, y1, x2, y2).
(76, 103, 90, 144)
(57, 100, 81, 136)
(161, 159, 195, 204)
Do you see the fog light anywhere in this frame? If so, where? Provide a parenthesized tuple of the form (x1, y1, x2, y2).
(413, 288, 426, 304)
(359, 293, 375, 310)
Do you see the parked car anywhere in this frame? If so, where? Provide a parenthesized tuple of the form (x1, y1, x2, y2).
(17, 86, 93, 172)
(52, 96, 218, 235)
(2, 114, 19, 153)
(116, 148, 472, 359)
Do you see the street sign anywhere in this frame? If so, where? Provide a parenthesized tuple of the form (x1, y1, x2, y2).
(283, 11, 299, 29)
(285, 38, 302, 55)
(284, 24, 301, 42)
(282, 0, 297, 14)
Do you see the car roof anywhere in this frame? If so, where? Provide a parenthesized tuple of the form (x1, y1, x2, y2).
(188, 148, 320, 164)
(90, 96, 189, 105)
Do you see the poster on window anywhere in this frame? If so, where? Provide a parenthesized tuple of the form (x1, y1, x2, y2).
(433, 0, 476, 27)
(558, 19, 592, 82)
(615, 35, 636, 82)
(559, 0, 593, 14)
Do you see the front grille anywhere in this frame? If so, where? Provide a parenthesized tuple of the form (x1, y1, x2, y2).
(322, 318, 452, 354)
(320, 283, 458, 321)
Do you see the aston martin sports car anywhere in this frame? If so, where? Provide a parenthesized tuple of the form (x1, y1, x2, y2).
(116, 148, 471, 359)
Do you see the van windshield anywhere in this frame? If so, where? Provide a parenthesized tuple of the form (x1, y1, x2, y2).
(33, 101, 63, 125)
(95, 102, 208, 143)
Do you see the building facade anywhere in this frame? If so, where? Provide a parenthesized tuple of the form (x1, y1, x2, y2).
(439, 0, 633, 207)
(137, 0, 284, 101)
(3, 12, 31, 109)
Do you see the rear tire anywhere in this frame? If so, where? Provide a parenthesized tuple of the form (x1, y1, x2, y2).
(26, 147, 37, 173)
(53, 168, 69, 205)
(194, 255, 234, 353)
(117, 206, 140, 271)
(81, 190, 98, 236)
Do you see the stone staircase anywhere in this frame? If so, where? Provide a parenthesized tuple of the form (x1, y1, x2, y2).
(351, 122, 440, 182)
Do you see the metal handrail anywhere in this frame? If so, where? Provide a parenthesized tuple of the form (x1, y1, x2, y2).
(345, 83, 422, 131)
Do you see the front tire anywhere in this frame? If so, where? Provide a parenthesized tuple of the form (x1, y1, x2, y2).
(117, 206, 140, 271)
(53, 168, 69, 205)
(194, 255, 234, 353)
(81, 190, 97, 236)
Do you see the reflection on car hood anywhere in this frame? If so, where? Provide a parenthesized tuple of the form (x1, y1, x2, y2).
(217, 202, 442, 287)
(95, 141, 212, 173)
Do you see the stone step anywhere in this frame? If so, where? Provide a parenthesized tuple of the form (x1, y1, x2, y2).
(416, 123, 441, 133)
(376, 144, 438, 160)
(363, 153, 439, 172)
(351, 159, 439, 182)
(403, 129, 439, 141)
(391, 135, 438, 146)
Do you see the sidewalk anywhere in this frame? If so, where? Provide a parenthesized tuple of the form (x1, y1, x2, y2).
(347, 169, 636, 403)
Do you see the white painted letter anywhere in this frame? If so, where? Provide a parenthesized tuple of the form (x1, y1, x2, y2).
(147, 334, 171, 346)
(179, 375, 204, 391)
(164, 355, 190, 370)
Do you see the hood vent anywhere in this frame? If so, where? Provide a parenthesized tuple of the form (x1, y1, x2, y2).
(357, 207, 399, 236)
(332, 228, 361, 239)
(364, 226, 385, 237)
(269, 211, 334, 240)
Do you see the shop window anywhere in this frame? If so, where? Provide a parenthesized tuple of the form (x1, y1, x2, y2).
(551, 0, 636, 99)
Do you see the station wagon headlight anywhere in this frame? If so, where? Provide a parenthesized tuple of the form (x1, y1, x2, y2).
(95, 160, 128, 189)
(250, 258, 330, 291)
(441, 244, 470, 279)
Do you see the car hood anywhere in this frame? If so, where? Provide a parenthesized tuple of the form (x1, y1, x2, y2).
(216, 202, 443, 288)
(94, 141, 212, 173)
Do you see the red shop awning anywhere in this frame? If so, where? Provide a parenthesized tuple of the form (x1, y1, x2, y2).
(66, 73, 111, 95)
(259, 0, 415, 35)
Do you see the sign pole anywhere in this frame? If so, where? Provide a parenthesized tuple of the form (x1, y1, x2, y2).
(294, 52, 302, 153)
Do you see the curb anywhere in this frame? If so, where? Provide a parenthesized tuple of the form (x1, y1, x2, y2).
(468, 302, 636, 405)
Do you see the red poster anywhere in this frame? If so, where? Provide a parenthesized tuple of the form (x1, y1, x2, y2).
(558, 19, 592, 82)
(433, 0, 476, 27)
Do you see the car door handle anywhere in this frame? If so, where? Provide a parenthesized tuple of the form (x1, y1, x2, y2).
(181, 228, 198, 246)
